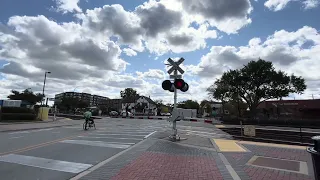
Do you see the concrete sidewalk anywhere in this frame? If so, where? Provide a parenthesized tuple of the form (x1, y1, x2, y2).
(0, 118, 82, 132)
(70, 130, 315, 180)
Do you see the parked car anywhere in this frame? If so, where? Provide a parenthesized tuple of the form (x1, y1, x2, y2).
(161, 112, 171, 116)
(121, 111, 133, 117)
(109, 111, 118, 116)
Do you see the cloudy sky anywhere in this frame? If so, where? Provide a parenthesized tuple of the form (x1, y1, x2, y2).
(0, 0, 319, 104)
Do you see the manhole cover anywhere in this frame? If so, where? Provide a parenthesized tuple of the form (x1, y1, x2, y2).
(247, 156, 308, 175)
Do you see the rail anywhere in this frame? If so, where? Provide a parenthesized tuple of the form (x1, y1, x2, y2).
(220, 127, 319, 146)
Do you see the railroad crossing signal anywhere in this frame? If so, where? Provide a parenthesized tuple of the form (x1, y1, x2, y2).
(167, 58, 185, 75)
(162, 57, 189, 141)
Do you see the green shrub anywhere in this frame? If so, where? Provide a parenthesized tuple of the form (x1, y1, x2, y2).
(1, 113, 37, 121)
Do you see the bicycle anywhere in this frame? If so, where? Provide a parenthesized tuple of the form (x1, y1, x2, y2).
(83, 118, 96, 130)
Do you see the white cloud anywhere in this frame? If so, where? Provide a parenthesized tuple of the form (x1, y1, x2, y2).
(55, 0, 82, 14)
(77, 0, 251, 54)
(303, 0, 320, 9)
(190, 26, 320, 99)
(136, 69, 166, 79)
(265, 0, 319, 11)
(2, 0, 318, 105)
(123, 48, 137, 56)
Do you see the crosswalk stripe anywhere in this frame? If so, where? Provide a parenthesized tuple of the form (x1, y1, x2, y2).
(95, 131, 153, 134)
(77, 136, 142, 140)
(90, 133, 145, 137)
(0, 154, 92, 173)
(61, 140, 131, 149)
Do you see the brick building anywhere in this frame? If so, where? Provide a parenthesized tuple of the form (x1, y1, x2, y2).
(257, 99, 320, 119)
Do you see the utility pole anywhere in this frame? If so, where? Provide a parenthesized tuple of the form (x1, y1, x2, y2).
(40, 71, 51, 120)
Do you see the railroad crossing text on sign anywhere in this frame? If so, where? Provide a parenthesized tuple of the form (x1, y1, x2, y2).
(167, 58, 185, 75)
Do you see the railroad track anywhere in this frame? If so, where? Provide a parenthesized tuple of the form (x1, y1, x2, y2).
(220, 127, 319, 146)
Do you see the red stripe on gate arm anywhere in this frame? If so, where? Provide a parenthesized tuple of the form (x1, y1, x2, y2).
(190, 119, 197, 122)
(204, 120, 212, 123)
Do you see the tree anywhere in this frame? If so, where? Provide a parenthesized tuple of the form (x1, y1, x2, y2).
(207, 59, 306, 117)
(200, 100, 210, 108)
(120, 88, 139, 99)
(77, 100, 89, 109)
(57, 96, 80, 113)
(8, 89, 44, 105)
(177, 100, 200, 109)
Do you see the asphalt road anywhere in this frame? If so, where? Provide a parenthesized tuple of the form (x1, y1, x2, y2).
(0, 118, 227, 180)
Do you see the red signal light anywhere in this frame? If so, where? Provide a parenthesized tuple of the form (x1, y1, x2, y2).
(176, 81, 183, 88)
(174, 79, 185, 89)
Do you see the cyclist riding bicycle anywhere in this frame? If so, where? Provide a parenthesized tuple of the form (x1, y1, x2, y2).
(84, 109, 94, 124)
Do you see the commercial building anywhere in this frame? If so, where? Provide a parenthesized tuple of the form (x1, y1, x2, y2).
(257, 99, 320, 120)
(54, 92, 109, 106)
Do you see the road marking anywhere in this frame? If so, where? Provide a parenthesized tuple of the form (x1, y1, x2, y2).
(8, 128, 54, 134)
(61, 140, 131, 149)
(95, 131, 153, 134)
(9, 131, 30, 134)
(0, 154, 92, 174)
(91, 133, 145, 137)
(77, 136, 142, 140)
(215, 125, 225, 128)
(9, 136, 24, 139)
(213, 139, 247, 152)
(0, 132, 88, 156)
(144, 131, 157, 139)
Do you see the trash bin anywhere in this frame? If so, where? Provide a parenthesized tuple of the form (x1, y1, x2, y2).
(307, 136, 320, 180)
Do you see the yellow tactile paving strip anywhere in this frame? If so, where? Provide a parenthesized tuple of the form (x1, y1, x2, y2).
(238, 141, 307, 150)
(215, 125, 225, 128)
(213, 139, 247, 152)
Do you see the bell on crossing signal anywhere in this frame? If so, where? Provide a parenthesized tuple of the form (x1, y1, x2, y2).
(162, 80, 172, 90)
(181, 83, 189, 92)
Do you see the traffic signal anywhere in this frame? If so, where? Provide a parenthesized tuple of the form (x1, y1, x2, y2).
(162, 80, 172, 90)
(162, 79, 189, 92)
(174, 79, 189, 92)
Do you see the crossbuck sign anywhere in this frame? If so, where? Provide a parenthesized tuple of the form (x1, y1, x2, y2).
(167, 58, 185, 75)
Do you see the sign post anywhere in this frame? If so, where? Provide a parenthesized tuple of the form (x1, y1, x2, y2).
(166, 58, 185, 140)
